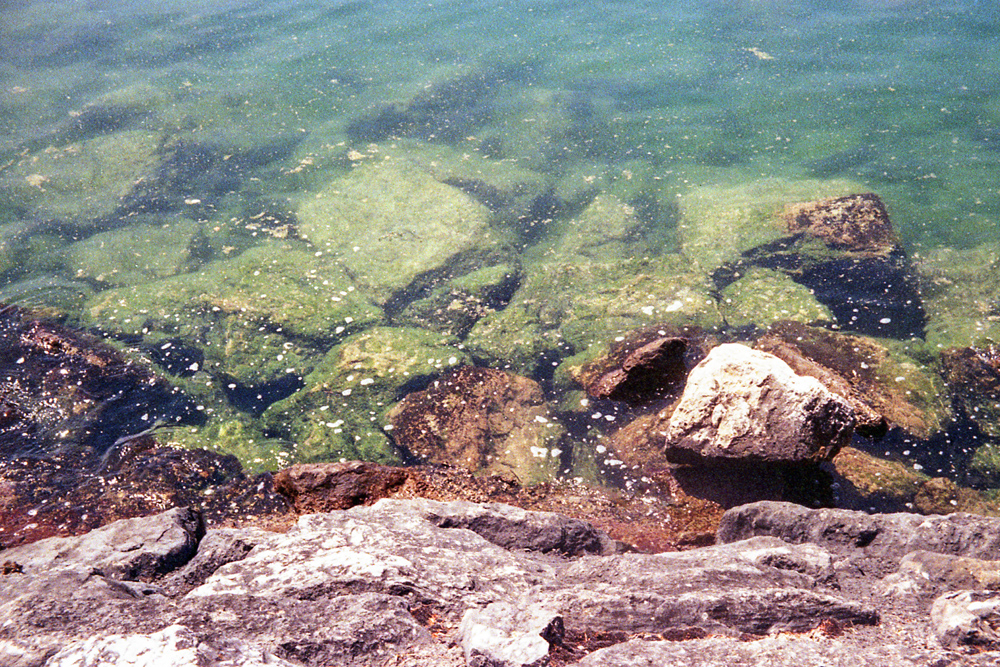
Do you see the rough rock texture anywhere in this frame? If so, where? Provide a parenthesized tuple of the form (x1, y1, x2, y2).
(718, 500, 1000, 573)
(0, 500, 900, 667)
(782, 192, 899, 253)
(6, 496, 1000, 665)
(388, 366, 564, 483)
(572, 332, 690, 405)
(756, 320, 950, 440)
(663, 344, 854, 464)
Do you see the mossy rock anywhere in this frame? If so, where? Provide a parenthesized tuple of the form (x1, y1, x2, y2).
(466, 254, 722, 378)
(261, 326, 472, 465)
(64, 220, 207, 287)
(82, 240, 383, 385)
(676, 176, 863, 271)
(0, 130, 162, 221)
(915, 243, 1000, 351)
(548, 193, 650, 261)
(719, 267, 834, 328)
(296, 156, 503, 308)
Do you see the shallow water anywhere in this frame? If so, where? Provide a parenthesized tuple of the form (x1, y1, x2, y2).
(1, 0, 999, 488)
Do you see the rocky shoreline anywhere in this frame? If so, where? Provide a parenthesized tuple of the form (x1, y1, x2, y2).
(4, 493, 1000, 666)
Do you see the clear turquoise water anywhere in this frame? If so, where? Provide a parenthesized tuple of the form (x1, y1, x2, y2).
(1, 0, 999, 480)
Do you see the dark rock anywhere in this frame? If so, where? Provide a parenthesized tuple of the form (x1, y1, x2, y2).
(941, 343, 1000, 440)
(0, 304, 203, 459)
(782, 193, 899, 253)
(576, 333, 688, 405)
(387, 366, 563, 482)
(718, 500, 1000, 573)
(663, 344, 854, 464)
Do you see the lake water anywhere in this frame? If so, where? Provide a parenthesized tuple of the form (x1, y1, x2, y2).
(1, 0, 999, 488)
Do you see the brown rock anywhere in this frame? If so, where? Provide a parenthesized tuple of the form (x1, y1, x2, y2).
(756, 320, 949, 440)
(782, 192, 899, 253)
(274, 461, 408, 513)
(387, 366, 562, 481)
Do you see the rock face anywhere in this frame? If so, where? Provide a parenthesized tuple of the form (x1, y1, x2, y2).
(663, 344, 854, 464)
(0, 500, 884, 667)
(8, 498, 1000, 666)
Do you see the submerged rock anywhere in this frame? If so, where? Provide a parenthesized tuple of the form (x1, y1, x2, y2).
(297, 157, 508, 311)
(663, 344, 854, 464)
(388, 366, 564, 483)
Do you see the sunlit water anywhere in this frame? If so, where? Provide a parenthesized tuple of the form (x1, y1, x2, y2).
(1, 0, 999, 488)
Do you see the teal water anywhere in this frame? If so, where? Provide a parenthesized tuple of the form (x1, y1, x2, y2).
(1, 0, 999, 483)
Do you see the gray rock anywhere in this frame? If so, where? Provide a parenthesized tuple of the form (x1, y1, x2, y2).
(2, 506, 203, 581)
(931, 590, 1000, 650)
(567, 636, 958, 667)
(718, 500, 1000, 572)
(664, 344, 854, 464)
(416, 498, 621, 557)
(459, 602, 561, 667)
(160, 527, 278, 596)
(45, 624, 296, 667)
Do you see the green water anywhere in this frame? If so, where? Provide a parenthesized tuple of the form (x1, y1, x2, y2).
(1, 0, 999, 484)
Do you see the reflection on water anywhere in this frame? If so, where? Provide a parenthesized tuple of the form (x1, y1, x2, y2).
(1, 0, 999, 492)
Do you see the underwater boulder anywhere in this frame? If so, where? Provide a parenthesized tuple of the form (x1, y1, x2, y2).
(388, 366, 565, 484)
(261, 326, 471, 466)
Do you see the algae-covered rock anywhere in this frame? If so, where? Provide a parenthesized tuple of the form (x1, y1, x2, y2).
(388, 366, 565, 484)
(677, 176, 862, 271)
(719, 267, 834, 329)
(467, 254, 722, 377)
(394, 263, 521, 336)
(83, 240, 383, 386)
(0, 130, 161, 222)
(915, 243, 1000, 351)
(940, 343, 1000, 441)
(296, 157, 504, 309)
(64, 220, 208, 287)
(549, 193, 650, 261)
(262, 327, 472, 465)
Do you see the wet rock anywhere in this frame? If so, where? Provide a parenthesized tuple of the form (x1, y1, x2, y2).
(466, 255, 721, 378)
(571, 331, 689, 405)
(394, 263, 522, 337)
(782, 192, 899, 253)
(274, 460, 409, 513)
(718, 500, 1000, 573)
(931, 590, 1000, 650)
(64, 220, 208, 287)
(711, 192, 926, 339)
(941, 343, 1000, 440)
(663, 344, 854, 464)
(755, 320, 951, 440)
(296, 156, 506, 310)
(718, 266, 834, 329)
(0, 304, 202, 459)
(676, 177, 862, 272)
(388, 366, 564, 483)
(913, 242, 1000, 350)
(83, 240, 382, 389)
